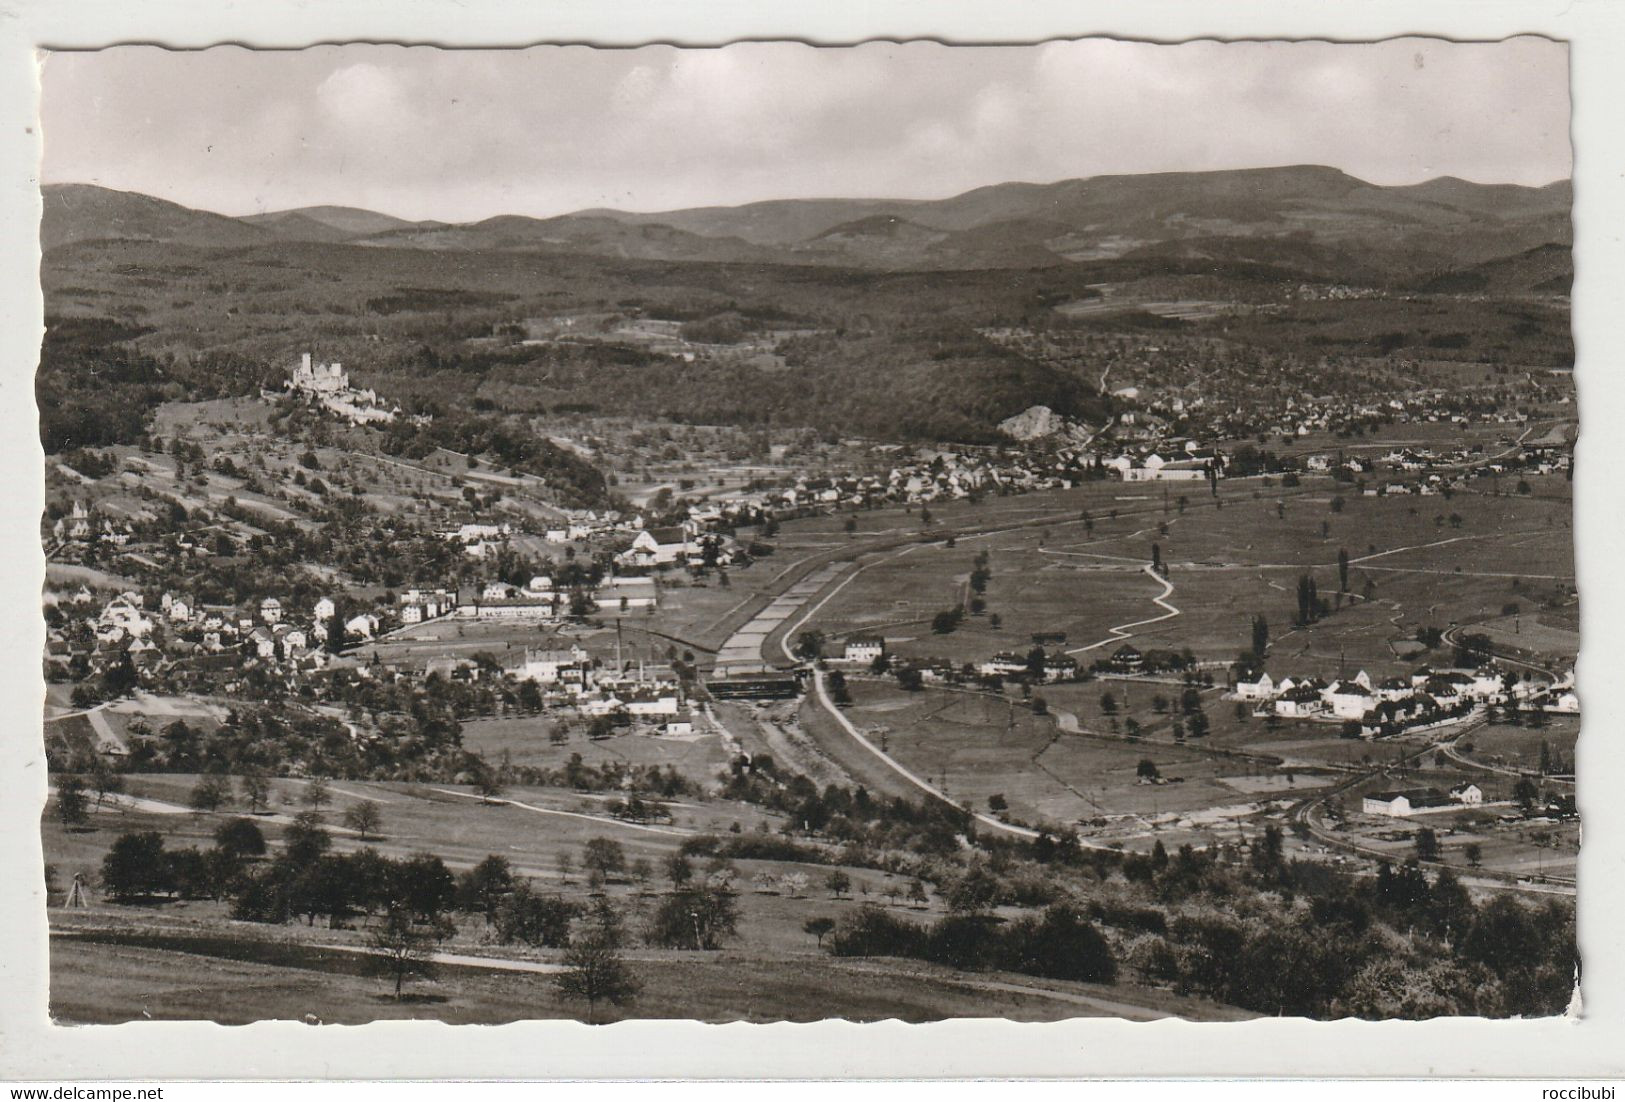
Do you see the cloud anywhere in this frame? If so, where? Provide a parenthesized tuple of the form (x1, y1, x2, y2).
(40, 39, 1570, 221)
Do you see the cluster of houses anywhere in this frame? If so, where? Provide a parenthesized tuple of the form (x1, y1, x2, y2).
(827, 635, 1082, 686)
(49, 500, 135, 548)
(424, 643, 695, 734)
(1231, 666, 1577, 734)
(453, 575, 659, 621)
(45, 587, 345, 687)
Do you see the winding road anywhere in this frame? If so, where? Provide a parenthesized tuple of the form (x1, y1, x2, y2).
(1066, 564, 1180, 656)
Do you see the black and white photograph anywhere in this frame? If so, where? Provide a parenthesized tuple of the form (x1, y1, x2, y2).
(23, 31, 1587, 1034)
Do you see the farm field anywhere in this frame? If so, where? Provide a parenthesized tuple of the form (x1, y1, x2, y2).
(1458, 718, 1580, 775)
(49, 919, 1251, 1025)
(794, 470, 1575, 680)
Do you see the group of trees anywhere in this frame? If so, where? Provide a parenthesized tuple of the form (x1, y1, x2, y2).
(827, 901, 1117, 983)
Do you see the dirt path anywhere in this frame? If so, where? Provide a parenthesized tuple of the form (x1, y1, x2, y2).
(427, 787, 693, 837)
(1066, 564, 1180, 656)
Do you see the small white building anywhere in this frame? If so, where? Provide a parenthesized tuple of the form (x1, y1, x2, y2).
(1233, 672, 1274, 701)
(842, 636, 886, 666)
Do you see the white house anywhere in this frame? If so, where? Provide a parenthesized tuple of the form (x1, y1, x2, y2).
(523, 646, 589, 685)
(842, 636, 886, 665)
(1449, 783, 1484, 806)
(344, 613, 378, 641)
(1275, 684, 1326, 718)
(1233, 672, 1275, 701)
(1324, 679, 1375, 720)
(314, 597, 336, 622)
(621, 526, 691, 567)
(260, 597, 283, 625)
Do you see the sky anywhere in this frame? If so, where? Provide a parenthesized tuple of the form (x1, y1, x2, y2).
(38, 38, 1571, 222)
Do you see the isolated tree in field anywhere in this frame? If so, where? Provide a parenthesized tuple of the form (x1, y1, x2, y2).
(1251, 614, 1269, 659)
(1538, 740, 1553, 776)
(646, 887, 740, 950)
(826, 870, 852, 898)
(89, 758, 123, 809)
(101, 831, 170, 900)
(987, 793, 1009, 814)
(1514, 776, 1540, 815)
(56, 775, 90, 830)
(343, 800, 382, 841)
(655, 854, 690, 893)
(804, 916, 836, 948)
(189, 774, 229, 816)
(794, 630, 825, 660)
(238, 770, 270, 815)
(1136, 759, 1160, 782)
(555, 931, 640, 1023)
(215, 817, 266, 858)
(1338, 548, 1351, 592)
(367, 907, 437, 1001)
(1100, 691, 1118, 717)
(1464, 843, 1484, 868)
(907, 878, 929, 908)
(1151, 543, 1162, 572)
(582, 837, 627, 882)
(473, 759, 506, 804)
(303, 776, 331, 815)
(1414, 827, 1441, 862)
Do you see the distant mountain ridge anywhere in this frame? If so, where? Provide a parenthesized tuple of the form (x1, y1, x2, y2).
(41, 166, 1571, 278)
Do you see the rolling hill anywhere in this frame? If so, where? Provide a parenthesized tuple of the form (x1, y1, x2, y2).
(41, 165, 1571, 277)
(41, 184, 274, 251)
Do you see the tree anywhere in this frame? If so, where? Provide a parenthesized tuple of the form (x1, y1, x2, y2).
(215, 817, 267, 858)
(826, 870, 852, 898)
(494, 881, 578, 948)
(1338, 548, 1351, 592)
(793, 630, 825, 661)
(303, 777, 331, 816)
(89, 758, 124, 809)
(664, 853, 693, 891)
(1100, 691, 1118, 716)
(804, 917, 836, 948)
(56, 775, 90, 830)
(238, 770, 271, 815)
(555, 931, 640, 1024)
(1251, 614, 1269, 659)
(343, 800, 383, 841)
(457, 855, 515, 925)
(583, 837, 627, 882)
(189, 775, 230, 816)
(1136, 759, 1160, 782)
(1513, 776, 1540, 816)
(366, 907, 438, 1001)
(988, 793, 1009, 814)
(1464, 842, 1484, 868)
(1414, 827, 1440, 862)
(907, 878, 929, 908)
(646, 887, 740, 950)
(474, 760, 505, 804)
(101, 831, 170, 900)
